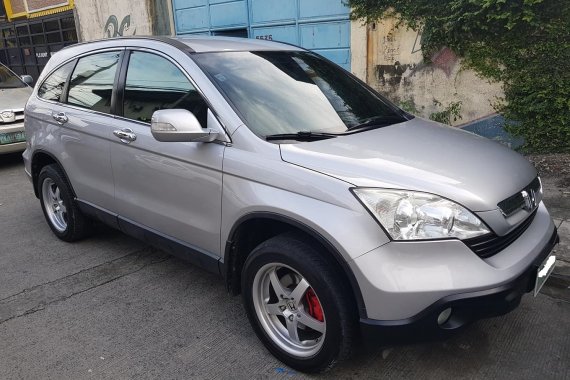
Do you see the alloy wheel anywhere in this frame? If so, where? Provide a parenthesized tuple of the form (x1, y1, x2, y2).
(252, 263, 326, 357)
(41, 177, 68, 232)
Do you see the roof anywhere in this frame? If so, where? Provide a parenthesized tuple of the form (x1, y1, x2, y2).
(59, 36, 304, 55)
(45, 36, 306, 77)
(170, 36, 304, 53)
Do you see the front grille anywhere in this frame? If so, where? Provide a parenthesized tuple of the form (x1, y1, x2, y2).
(0, 110, 24, 125)
(464, 209, 537, 258)
(498, 177, 541, 217)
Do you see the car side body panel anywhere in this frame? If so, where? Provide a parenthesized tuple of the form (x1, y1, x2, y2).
(220, 125, 390, 263)
(25, 100, 117, 210)
(111, 115, 226, 256)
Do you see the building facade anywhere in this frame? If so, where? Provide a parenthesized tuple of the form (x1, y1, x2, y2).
(169, 1, 507, 141)
(0, 0, 509, 142)
(172, 0, 351, 70)
(0, 0, 77, 80)
(351, 21, 510, 144)
(73, 0, 173, 42)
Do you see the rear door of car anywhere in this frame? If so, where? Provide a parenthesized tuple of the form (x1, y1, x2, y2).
(34, 49, 124, 213)
(109, 47, 225, 262)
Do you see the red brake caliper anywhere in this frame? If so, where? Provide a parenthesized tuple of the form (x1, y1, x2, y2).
(305, 288, 324, 322)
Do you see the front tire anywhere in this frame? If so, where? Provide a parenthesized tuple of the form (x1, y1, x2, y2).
(242, 233, 357, 373)
(38, 164, 90, 242)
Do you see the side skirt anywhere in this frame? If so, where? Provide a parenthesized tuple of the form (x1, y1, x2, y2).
(77, 199, 221, 275)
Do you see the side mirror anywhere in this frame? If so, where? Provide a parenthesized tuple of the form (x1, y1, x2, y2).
(150, 109, 219, 143)
(21, 75, 33, 85)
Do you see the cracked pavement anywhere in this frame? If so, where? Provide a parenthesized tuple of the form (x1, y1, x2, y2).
(0, 153, 569, 379)
(0, 247, 170, 325)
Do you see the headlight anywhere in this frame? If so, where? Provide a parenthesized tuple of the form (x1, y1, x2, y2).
(1, 110, 14, 119)
(352, 188, 490, 240)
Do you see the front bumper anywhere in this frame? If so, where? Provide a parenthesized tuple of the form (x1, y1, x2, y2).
(360, 228, 559, 344)
(350, 202, 556, 321)
(0, 121, 26, 154)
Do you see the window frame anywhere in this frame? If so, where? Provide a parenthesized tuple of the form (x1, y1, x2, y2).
(64, 49, 125, 114)
(35, 44, 230, 141)
(36, 47, 126, 120)
(115, 47, 218, 128)
(35, 59, 75, 102)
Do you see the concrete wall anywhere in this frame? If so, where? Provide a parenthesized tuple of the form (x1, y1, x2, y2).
(74, 0, 173, 42)
(351, 19, 503, 128)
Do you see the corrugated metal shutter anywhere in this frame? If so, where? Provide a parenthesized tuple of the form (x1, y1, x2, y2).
(173, 0, 351, 70)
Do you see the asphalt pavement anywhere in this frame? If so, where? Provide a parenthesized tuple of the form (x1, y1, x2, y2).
(1, 152, 568, 379)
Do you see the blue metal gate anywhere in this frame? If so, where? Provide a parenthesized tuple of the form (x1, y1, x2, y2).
(172, 0, 351, 70)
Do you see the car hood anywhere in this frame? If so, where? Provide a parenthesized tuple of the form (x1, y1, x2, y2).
(280, 118, 537, 212)
(0, 86, 33, 111)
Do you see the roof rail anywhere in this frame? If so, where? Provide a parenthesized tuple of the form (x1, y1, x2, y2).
(61, 36, 194, 53)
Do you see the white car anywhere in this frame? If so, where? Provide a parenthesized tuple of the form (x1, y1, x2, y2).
(0, 63, 33, 154)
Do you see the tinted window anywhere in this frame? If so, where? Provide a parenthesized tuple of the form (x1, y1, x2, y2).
(0, 63, 27, 89)
(193, 51, 405, 137)
(67, 51, 120, 113)
(38, 61, 74, 101)
(123, 51, 207, 125)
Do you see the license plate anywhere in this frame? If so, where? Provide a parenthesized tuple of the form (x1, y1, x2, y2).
(534, 254, 556, 296)
(0, 131, 26, 145)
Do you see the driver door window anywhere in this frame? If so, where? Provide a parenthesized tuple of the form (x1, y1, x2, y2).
(123, 51, 208, 126)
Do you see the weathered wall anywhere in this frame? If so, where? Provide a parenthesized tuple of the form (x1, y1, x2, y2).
(351, 19, 503, 128)
(74, 0, 172, 42)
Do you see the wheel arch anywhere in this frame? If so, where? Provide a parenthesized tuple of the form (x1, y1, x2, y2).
(31, 150, 74, 198)
(223, 212, 368, 318)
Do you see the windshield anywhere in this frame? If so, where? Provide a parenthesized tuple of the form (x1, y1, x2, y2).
(193, 51, 408, 138)
(0, 64, 26, 89)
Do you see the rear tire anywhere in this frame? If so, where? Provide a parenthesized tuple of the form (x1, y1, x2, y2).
(242, 232, 357, 373)
(38, 164, 90, 242)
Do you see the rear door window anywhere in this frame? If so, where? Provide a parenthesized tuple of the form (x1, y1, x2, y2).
(67, 51, 121, 113)
(38, 61, 74, 102)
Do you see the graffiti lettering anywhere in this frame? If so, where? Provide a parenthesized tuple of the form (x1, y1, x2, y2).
(104, 15, 136, 38)
(382, 31, 400, 63)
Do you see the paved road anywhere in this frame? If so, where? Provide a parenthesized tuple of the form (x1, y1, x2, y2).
(1, 152, 569, 379)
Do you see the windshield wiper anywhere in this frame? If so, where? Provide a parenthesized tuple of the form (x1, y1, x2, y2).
(347, 115, 407, 131)
(265, 131, 339, 142)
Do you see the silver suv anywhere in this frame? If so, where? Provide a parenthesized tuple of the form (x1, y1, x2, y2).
(23, 37, 558, 372)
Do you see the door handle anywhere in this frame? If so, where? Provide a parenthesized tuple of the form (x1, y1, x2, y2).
(52, 112, 68, 124)
(113, 128, 137, 143)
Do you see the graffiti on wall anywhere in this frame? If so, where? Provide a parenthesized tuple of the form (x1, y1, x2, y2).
(104, 15, 136, 37)
(375, 62, 415, 87)
(375, 46, 459, 89)
(382, 32, 400, 62)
